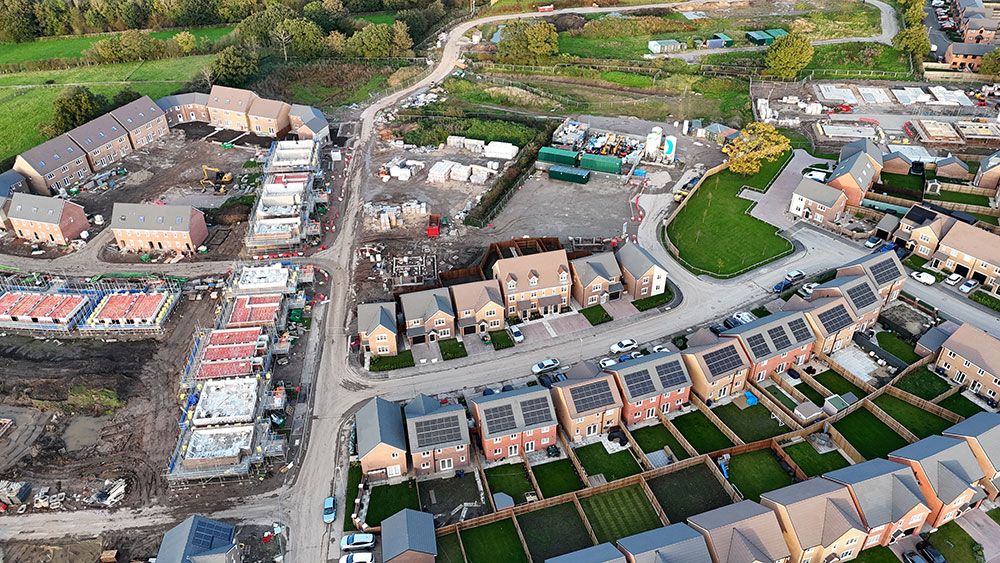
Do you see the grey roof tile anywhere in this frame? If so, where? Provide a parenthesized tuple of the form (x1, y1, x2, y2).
(356, 396, 406, 458)
(890, 436, 986, 503)
(617, 523, 713, 563)
(381, 509, 437, 561)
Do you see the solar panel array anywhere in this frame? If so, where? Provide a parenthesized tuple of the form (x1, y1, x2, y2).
(656, 360, 687, 388)
(768, 326, 792, 351)
(870, 258, 901, 286)
(746, 334, 772, 358)
(191, 519, 232, 550)
(788, 318, 812, 342)
(414, 415, 463, 448)
(569, 380, 615, 413)
(703, 345, 745, 377)
(846, 283, 878, 310)
(483, 404, 517, 434)
(623, 369, 656, 398)
(817, 304, 853, 332)
(519, 396, 553, 427)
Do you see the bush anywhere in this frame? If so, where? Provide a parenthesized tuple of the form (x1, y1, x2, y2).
(569, 15, 694, 38)
(401, 117, 539, 147)
(672, 334, 688, 350)
(970, 291, 1000, 313)
(632, 287, 674, 311)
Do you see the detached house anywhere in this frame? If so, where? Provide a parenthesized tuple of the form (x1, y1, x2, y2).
(943, 413, 1000, 500)
(207, 85, 259, 131)
(760, 479, 868, 563)
(606, 351, 692, 425)
(13, 134, 93, 195)
(570, 251, 624, 306)
(789, 178, 848, 227)
(155, 92, 211, 127)
(110, 203, 208, 253)
(824, 459, 931, 548)
(493, 249, 570, 319)
(826, 139, 882, 206)
(974, 149, 1000, 194)
(399, 287, 455, 345)
(7, 192, 88, 244)
(404, 394, 470, 477)
(616, 523, 714, 563)
(615, 240, 669, 300)
(723, 312, 816, 383)
(470, 386, 557, 462)
(247, 98, 292, 138)
(110, 95, 168, 148)
(356, 396, 408, 480)
(687, 500, 791, 563)
(381, 509, 437, 563)
(66, 113, 132, 171)
(551, 361, 624, 442)
(889, 436, 987, 529)
(289, 104, 330, 142)
(155, 515, 240, 563)
(936, 323, 1000, 404)
(893, 205, 957, 261)
(450, 279, 504, 339)
(935, 156, 970, 179)
(357, 301, 398, 357)
(681, 329, 751, 402)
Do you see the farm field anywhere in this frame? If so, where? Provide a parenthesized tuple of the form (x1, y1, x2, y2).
(579, 484, 663, 543)
(0, 27, 232, 64)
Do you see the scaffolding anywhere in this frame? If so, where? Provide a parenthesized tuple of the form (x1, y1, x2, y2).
(263, 140, 321, 173)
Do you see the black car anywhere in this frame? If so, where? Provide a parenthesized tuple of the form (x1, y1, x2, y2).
(918, 542, 945, 563)
(723, 317, 741, 329)
(903, 551, 928, 563)
(709, 324, 727, 336)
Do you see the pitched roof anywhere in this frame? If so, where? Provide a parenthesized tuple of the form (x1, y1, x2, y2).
(838, 252, 906, 291)
(289, 104, 329, 134)
(470, 386, 556, 439)
(944, 412, 1000, 471)
(571, 251, 622, 284)
(356, 396, 406, 457)
(687, 501, 790, 563)
(381, 509, 437, 561)
(493, 249, 570, 291)
(110, 202, 200, 232)
(156, 92, 210, 111)
(547, 543, 627, 563)
(824, 458, 926, 528)
(936, 155, 970, 173)
(404, 394, 469, 453)
(248, 97, 290, 119)
(357, 301, 396, 335)
(722, 311, 816, 364)
(682, 335, 751, 382)
(890, 435, 987, 503)
(18, 134, 87, 176)
(939, 220, 1000, 269)
(553, 369, 623, 417)
(606, 351, 692, 402)
(109, 95, 164, 129)
(884, 151, 913, 166)
(793, 177, 846, 207)
(615, 240, 666, 278)
(207, 85, 258, 112)
(979, 149, 1000, 173)
(66, 113, 128, 150)
(7, 192, 78, 225)
(761, 478, 865, 549)
(800, 297, 858, 337)
(828, 151, 878, 192)
(155, 515, 236, 563)
(949, 42, 996, 56)
(897, 205, 956, 241)
(450, 279, 502, 314)
(840, 139, 883, 167)
(815, 275, 882, 317)
(399, 287, 454, 323)
(0, 169, 26, 198)
(617, 523, 713, 563)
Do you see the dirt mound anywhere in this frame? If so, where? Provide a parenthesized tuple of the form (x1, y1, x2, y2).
(484, 85, 555, 107)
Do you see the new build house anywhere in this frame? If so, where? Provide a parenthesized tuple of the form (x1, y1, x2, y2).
(811, 275, 884, 333)
(247, 98, 292, 137)
(687, 500, 791, 563)
(404, 394, 470, 477)
(551, 361, 624, 442)
(470, 386, 557, 462)
(616, 523, 714, 563)
(450, 279, 504, 338)
(944, 42, 996, 70)
(13, 134, 93, 195)
(605, 352, 692, 425)
(723, 312, 816, 383)
(615, 240, 669, 300)
(381, 509, 437, 563)
(893, 205, 958, 261)
(109, 95, 169, 148)
(975, 149, 1000, 193)
(155, 92, 211, 127)
(784, 296, 859, 355)
(760, 479, 868, 563)
(400, 287, 455, 345)
(66, 113, 132, 172)
(943, 413, 1000, 500)
(289, 104, 331, 142)
(207, 85, 259, 131)
(155, 515, 240, 563)
(889, 436, 987, 529)
(932, 221, 1000, 294)
(356, 396, 408, 480)
(570, 251, 624, 306)
(681, 329, 751, 402)
(493, 249, 571, 319)
(789, 178, 848, 227)
(936, 323, 1000, 403)
(110, 203, 208, 253)
(826, 140, 883, 206)
(357, 301, 398, 357)
(7, 192, 88, 244)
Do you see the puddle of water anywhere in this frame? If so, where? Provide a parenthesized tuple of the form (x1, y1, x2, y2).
(62, 416, 109, 451)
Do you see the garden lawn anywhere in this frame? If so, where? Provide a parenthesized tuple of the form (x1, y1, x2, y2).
(672, 410, 735, 454)
(343, 463, 363, 532)
(532, 459, 584, 497)
(814, 370, 867, 397)
(366, 480, 420, 526)
(876, 332, 921, 365)
(575, 443, 641, 481)
(436, 533, 465, 563)
(665, 152, 793, 277)
(369, 350, 415, 371)
(928, 521, 983, 563)
(518, 502, 594, 561)
(894, 369, 951, 401)
(795, 381, 827, 406)
(0, 27, 232, 64)
(763, 384, 798, 411)
(727, 449, 794, 502)
(879, 172, 925, 193)
(647, 463, 732, 522)
(579, 484, 663, 543)
(632, 286, 674, 311)
(988, 507, 1000, 526)
(782, 441, 850, 477)
(580, 304, 612, 325)
(490, 329, 514, 350)
(712, 403, 787, 443)
(925, 190, 992, 206)
(834, 408, 908, 460)
(938, 393, 984, 417)
(630, 424, 690, 460)
(460, 519, 529, 563)
(485, 463, 535, 503)
(438, 338, 468, 360)
(853, 546, 900, 563)
(873, 395, 952, 439)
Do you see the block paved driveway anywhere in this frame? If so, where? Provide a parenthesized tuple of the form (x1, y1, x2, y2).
(957, 509, 1000, 563)
(748, 149, 834, 230)
(519, 322, 552, 342)
(603, 299, 639, 320)
(549, 313, 590, 335)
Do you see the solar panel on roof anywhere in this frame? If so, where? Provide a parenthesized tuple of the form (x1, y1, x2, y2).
(846, 283, 878, 310)
(623, 369, 656, 398)
(703, 345, 744, 377)
(520, 396, 553, 427)
(483, 404, 517, 434)
(870, 258, 901, 286)
(569, 380, 615, 413)
(414, 414, 463, 449)
(788, 318, 812, 342)
(746, 334, 772, 358)
(768, 326, 792, 351)
(656, 361, 687, 388)
(817, 305, 853, 332)
(191, 519, 231, 549)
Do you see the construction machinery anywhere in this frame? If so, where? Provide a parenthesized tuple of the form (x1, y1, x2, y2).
(201, 166, 233, 192)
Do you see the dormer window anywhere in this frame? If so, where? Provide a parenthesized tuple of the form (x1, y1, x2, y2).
(507, 280, 516, 290)
(529, 277, 538, 287)
(559, 273, 568, 282)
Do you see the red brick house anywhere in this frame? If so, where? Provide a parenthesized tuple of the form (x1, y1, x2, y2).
(723, 311, 817, 384)
(605, 351, 692, 425)
(7, 192, 88, 244)
(551, 361, 623, 442)
(836, 253, 906, 308)
(783, 296, 858, 355)
(404, 394, 470, 477)
(943, 413, 1000, 500)
(470, 386, 557, 462)
(889, 436, 987, 529)
(789, 177, 848, 227)
(570, 251, 624, 307)
(826, 140, 883, 206)
(810, 275, 884, 333)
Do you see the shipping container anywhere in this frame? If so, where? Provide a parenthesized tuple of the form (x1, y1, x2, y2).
(548, 165, 590, 184)
(579, 153, 622, 174)
(713, 33, 734, 47)
(538, 147, 580, 166)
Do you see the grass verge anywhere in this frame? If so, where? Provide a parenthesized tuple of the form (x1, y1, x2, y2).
(343, 463, 363, 532)
(631, 286, 674, 311)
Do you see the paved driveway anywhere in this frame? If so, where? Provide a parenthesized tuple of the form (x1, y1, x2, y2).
(519, 322, 552, 343)
(603, 299, 640, 320)
(749, 150, 834, 229)
(549, 313, 591, 335)
(957, 509, 1000, 563)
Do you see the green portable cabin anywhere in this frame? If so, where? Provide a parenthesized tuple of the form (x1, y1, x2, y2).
(746, 30, 772, 45)
(579, 153, 622, 174)
(765, 29, 787, 41)
(713, 33, 734, 47)
(538, 147, 580, 166)
(548, 165, 590, 184)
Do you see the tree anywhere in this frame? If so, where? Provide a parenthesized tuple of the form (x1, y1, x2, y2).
(236, 4, 294, 44)
(272, 23, 293, 61)
(174, 0, 220, 26)
(497, 20, 558, 65)
(0, 0, 39, 42)
(902, 1, 925, 27)
(345, 22, 393, 57)
(174, 30, 197, 53)
(211, 45, 258, 86)
(724, 122, 791, 176)
(323, 30, 347, 55)
(893, 24, 931, 57)
(274, 17, 324, 59)
(51, 86, 106, 135)
(390, 20, 413, 54)
(980, 49, 1000, 76)
(764, 33, 813, 79)
(111, 87, 141, 108)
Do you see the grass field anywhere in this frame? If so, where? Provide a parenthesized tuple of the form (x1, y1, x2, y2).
(343, 463, 363, 531)
(834, 408, 909, 460)
(575, 443, 642, 482)
(666, 152, 793, 277)
(928, 521, 983, 563)
(894, 369, 951, 401)
(630, 424, 690, 460)
(646, 463, 732, 522)
(712, 403, 787, 443)
(925, 190, 992, 206)
(485, 463, 535, 503)
(532, 459, 584, 498)
(580, 304, 612, 325)
(806, 43, 911, 73)
(437, 534, 465, 563)
(876, 332, 921, 365)
(795, 381, 828, 406)
(353, 12, 398, 25)
(727, 449, 794, 502)
(672, 410, 735, 454)
(0, 27, 232, 64)
(873, 394, 953, 439)
(461, 519, 529, 563)
(518, 502, 594, 561)
(782, 440, 850, 477)
(814, 370, 867, 398)
(853, 546, 901, 563)
(579, 484, 663, 543)
(366, 480, 420, 526)
(938, 393, 984, 417)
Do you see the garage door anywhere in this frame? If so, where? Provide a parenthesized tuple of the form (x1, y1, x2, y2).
(955, 264, 970, 277)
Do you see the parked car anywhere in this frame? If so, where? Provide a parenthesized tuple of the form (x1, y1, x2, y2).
(874, 242, 898, 254)
(959, 279, 980, 294)
(945, 273, 963, 285)
(723, 317, 741, 329)
(531, 358, 561, 374)
(941, 22, 955, 28)
(629, 351, 644, 359)
(340, 553, 374, 563)
(864, 236, 881, 248)
(323, 496, 337, 524)
(773, 280, 793, 293)
(508, 325, 524, 343)
(734, 311, 758, 324)
(599, 357, 617, 369)
(785, 270, 806, 282)
(805, 170, 827, 181)
(799, 282, 820, 297)
(903, 551, 929, 563)
(918, 543, 946, 563)
(709, 324, 727, 336)
(341, 534, 376, 550)
(652, 344, 667, 353)
(618, 354, 633, 363)
(610, 339, 639, 354)
(538, 373, 554, 388)
(910, 271, 936, 285)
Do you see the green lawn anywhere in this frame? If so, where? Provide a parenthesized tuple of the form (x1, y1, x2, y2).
(672, 410, 735, 454)
(925, 190, 992, 206)
(490, 329, 514, 350)
(632, 286, 674, 311)
(343, 463, 363, 532)
(460, 519, 529, 563)
(782, 440, 850, 477)
(0, 54, 215, 86)
(763, 384, 798, 411)
(938, 393, 984, 418)
(988, 507, 1000, 526)
(712, 403, 787, 443)
(518, 502, 594, 562)
(795, 381, 828, 406)
(928, 521, 984, 563)
(574, 443, 642, 481)
(630, 424, 690, 460)
(814, 370, 867, 398)
(873, 395, 953, 439)
(353, 12, 398, 25)
(972, 213, 999, 226)
(370, 350, 415, 371)
(646, 463, 732, 523)
(0, 27, 232, 64)
(834, 408, 909, 460)
(894, 369, 951, 401)
(366, 480, 421, 526)
(853, 546, 900, 563)
(438, 338, 468, 360)
(970, 291, 1000, 314)
(665, 152, 794, 277)
(876, 332, 921, 365)
(579, 484, 663, 543)
(727, 449, 794, 502)
(879, 172, 925, 193)
(579, 304, 613, 325)
(485, 463, 535, 504)
(532, 459, 584, 498)
(436, 533, 466, 563)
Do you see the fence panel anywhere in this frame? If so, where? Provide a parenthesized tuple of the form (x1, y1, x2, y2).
(559, 428, 591, 488)
(815, 351, 877, 394)
(657, 411, 700, 458)
(749, 377, 803, 430)
(931, 384, 963, 404)
(883, 385, 963, 423)
(863, 399, 920, 443)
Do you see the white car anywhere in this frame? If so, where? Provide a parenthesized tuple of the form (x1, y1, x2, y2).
(341, 534, 376, 550)
(910, 271, 936, 285)
(610, 339, 639, 354)
(785, 270, 806, 282)
(945, 273, 963, 286)
(734, 311, 758, 325)
(805, 171, 827, 181)
(340, 553, 374, 563)
(531, 358, 561, 374)
(652, 344, 667, 354)
(799, 282, 820, 297)
(508, 325, 524, 343)
(599, 357, 617, 369)
(959, 280, 979, 294)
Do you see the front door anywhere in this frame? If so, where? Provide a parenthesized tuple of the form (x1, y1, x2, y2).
(971, 381, 982, 393)
(586, 424, 599, 436)
(718, 386, 728, 397)
(646, 407, 656, 419)
(386, 465, 401, 477)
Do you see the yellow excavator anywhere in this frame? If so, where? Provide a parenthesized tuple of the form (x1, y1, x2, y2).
(201, 166, 233, 192)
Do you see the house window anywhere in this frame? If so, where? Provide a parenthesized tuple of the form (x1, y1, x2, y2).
(588, 295, 599, 304)
(529, 278, 538, 287)
(422, 462, 430, 469)
(592, 283, 602, 291)
(964, 360, 972, 368)
(640, 287, 648, 295)
(507, 280, 516, 290)
(375, 334, 388, 342)
(919, 246, 930, 256)
(457, 445, 464, 451)
(948, 350, 956, 358)
(757, 371, 766, 381)
(509, 295, 515, 302)
(422, 451, 430, 458)
(846, 537, 858, 546)
(530, 291, 537, 298)
(866, 537, 881, 546)
(434, 318, 446, 327)
(494, 448, 501, 455)
(919, 234, 931, 243)
(377, 345, 389, 354)
(494, 437, 501, 444)
(642, 276, 649, 284)
(485, 309, 495, 317)
(489, 319, 501, 328)
(842, 550, 854, 559)
(559, 273, 567, 282)
(541, 437, 550, 445)
(391, 452, 399, 459)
